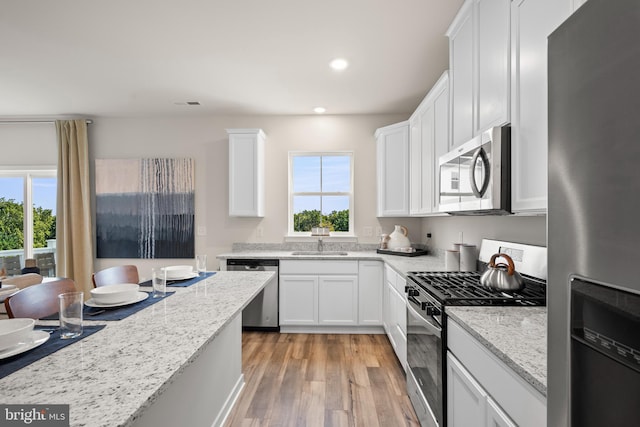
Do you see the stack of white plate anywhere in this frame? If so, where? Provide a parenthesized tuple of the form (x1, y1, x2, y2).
(161, 265, 195, 280)
(90, 283, 140, 305)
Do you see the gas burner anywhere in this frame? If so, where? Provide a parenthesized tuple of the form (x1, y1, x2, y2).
(407, 271, 546, 306)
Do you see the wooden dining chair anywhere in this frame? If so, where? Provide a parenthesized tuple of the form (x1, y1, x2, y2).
(91, 265, 139, 288)
(4, 278, 77, 319)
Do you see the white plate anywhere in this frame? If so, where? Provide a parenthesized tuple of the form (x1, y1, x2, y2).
(85, 291, 149, 308)
(167, 272, 198, 282)
(0, 330, 50, 360)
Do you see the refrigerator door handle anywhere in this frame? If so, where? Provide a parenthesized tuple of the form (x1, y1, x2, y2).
(470, 147, 490, 198)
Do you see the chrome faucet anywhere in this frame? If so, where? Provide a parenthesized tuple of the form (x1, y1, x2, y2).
(317, 237, 324, 253)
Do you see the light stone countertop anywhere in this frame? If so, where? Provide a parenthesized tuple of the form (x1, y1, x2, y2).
(217, 250, 446, 278)
(0, 271, 274, 427)
(446, 306, 547, 396)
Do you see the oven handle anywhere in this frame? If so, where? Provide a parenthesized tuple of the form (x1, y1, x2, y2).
(470, 147, 490, 198)
(407, 299, 442, 338)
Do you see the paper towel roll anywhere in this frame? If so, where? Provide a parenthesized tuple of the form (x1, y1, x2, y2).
(445, 250, 460, 271)
(460, 244, 477, 272)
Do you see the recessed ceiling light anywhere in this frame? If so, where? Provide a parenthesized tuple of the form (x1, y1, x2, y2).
(314, 107, 326, 114)
(329, 58, 349, 71)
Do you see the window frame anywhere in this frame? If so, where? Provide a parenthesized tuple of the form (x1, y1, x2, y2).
(288, 151, 354, 237)
(0, 166, 57, 259)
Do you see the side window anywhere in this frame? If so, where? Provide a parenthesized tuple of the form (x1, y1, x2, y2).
(289, 153, 353, 235)
(0, 171, 57, 276)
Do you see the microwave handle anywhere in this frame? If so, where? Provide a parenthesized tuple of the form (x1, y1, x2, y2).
(470, 147, 490, 197)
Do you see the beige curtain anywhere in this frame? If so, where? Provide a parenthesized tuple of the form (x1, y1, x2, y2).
(56, 120, 93, 296)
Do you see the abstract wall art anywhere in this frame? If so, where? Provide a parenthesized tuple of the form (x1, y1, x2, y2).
(95, 158, 195, 259)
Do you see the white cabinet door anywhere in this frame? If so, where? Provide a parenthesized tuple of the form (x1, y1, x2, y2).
(358, 261, 383, 325)
(448, 1, 475, 148)
(432, 72, 450, 212)
(409, 114, 423, 215)
(447, 352, 488, 427)
(376, 121, 410, 217)
(227, 129, 265, 217)
(510, 0, 571, 212)
(279, 275, 318, 325)
(486, 397, 516, 427)
(389, 283, 407, 371)
(476, 0, 511, 133)
(318, 275, 358, 326)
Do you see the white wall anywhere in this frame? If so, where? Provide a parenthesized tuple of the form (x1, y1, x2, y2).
(421, 214, 547, 251)
(0, 122, 56, 165)
(88, 114, 418, 273)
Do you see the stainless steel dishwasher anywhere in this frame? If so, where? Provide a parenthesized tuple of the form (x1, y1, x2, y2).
(226, 259, 279, 331)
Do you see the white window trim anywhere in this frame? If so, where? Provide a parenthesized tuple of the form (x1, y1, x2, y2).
(287, 151, 355, 238)
(0, 165, 56, 258)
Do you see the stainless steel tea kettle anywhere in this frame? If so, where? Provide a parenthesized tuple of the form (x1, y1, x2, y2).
(480, 253, 525, 291)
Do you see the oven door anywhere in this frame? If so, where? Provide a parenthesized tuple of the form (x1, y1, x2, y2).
(407, 295, 443, 427)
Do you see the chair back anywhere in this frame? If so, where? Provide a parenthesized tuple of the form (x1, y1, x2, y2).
(4, 278, 77, 319)
(91, 265, 139, 288)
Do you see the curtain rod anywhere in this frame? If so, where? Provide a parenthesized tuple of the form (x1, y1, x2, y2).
(0, 119, 93, 124)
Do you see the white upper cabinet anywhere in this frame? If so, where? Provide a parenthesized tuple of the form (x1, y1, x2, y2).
(375, 121, 410, 217)
(476, 0, 511, 133)
(510, 0, 572, 213)
(227, 129, 265, 217)
(447, 0, 510, 148)
(448, 0, 475, 148)
(409, 71, 450, 216)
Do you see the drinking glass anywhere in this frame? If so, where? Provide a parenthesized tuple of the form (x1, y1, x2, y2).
(152, 268, 167, 298)
(196, 254, 207, 276)
(59, 292, 83, 339)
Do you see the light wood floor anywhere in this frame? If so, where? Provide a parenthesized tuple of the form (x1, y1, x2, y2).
(224, 332, 420, 427)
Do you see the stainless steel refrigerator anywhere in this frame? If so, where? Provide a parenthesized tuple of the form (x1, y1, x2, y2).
(548, 0, 640, 426)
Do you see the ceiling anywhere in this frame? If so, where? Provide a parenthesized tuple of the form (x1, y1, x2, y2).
(1, 0, 463, 118)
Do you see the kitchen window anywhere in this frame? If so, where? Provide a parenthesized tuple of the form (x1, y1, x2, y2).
(0, 168, 57, 275)
(288, 152, 354, 236)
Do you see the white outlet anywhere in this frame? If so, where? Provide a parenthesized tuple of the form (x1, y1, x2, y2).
(197, 226, 207, 236)
(256, 227, 263, 238)
(363, 226, 373, 237)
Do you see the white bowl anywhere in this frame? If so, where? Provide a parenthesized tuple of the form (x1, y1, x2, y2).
(90, 283, 140, 304)
(161, 265, 194, 279)
(0, 318, 35, 351)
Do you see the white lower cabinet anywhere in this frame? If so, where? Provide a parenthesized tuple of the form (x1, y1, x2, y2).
(448, 353, 516, 427)
(279, 260, 383, 331)
(447, 319, 546, 427)
(383, 264, 407, 371)
(358, 261, 384, 325)
(279, 275, 318, 325)
(318, 276, 358, 326)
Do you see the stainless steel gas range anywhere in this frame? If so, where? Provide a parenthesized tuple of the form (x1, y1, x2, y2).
(405, 240, 547, 427)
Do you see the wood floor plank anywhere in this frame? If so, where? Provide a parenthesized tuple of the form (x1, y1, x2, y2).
(224, 332, 419, 427)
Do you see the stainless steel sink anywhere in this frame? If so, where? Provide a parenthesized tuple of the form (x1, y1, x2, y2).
(290, 251, 349, 256)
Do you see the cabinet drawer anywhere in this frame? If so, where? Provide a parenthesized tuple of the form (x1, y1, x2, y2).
(280, 260, 358, 275)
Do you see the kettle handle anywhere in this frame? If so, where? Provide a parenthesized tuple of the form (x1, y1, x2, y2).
(488, 253, 516, 276)
(399, 225, 408, 236)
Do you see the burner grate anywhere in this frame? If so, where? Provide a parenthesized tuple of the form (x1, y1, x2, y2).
(407, 271, 546, 306)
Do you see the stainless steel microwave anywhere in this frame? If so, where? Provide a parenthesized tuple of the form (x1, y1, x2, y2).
(438, 126, 511, 214)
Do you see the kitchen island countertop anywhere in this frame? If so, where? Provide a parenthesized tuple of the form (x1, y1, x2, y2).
(446, 306, 547, 396)
(0, 271, 274, 427)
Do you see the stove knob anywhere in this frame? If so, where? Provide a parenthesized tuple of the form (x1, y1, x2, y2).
(408, 288, 419, 297)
